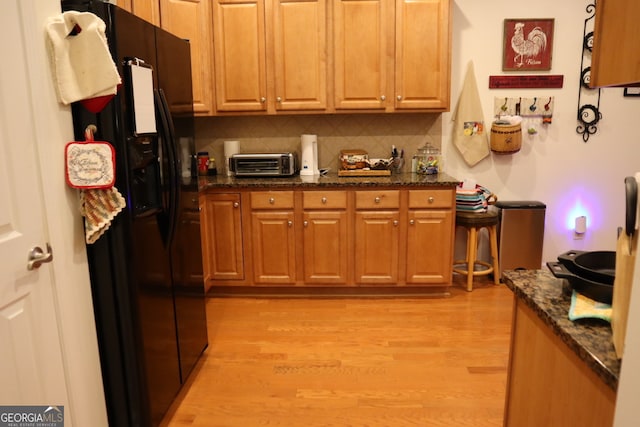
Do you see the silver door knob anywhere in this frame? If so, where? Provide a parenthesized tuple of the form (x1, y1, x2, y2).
(409, 219, 415, 225)
(27, 243, 53, 271)
(374, 196, 381, 203)
(321, 197, 327, 204)
(397, 95, 402, 101)
(276, 97, 282, 103)
(233, 202, 239, 208)
(260, 97, 266, 103)
(380, 95, 386, 101)
(288, 220, 293, 227)
(393, 220, 399, 226)
(269, 197, 275, 204)
(303, 220, 309, 227)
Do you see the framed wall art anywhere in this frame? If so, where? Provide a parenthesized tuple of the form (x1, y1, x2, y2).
(624, 87, 640, 97)
(503, 19, 554, 71)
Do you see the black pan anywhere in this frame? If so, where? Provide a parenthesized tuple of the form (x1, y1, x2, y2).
(547, 262, 613, 304)
(557, 250, 615, 285)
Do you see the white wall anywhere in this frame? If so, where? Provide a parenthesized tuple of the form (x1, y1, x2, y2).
(444, 0, 640, 264)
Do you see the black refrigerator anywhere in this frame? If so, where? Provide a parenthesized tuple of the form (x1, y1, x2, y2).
(61, 1, 208, 426)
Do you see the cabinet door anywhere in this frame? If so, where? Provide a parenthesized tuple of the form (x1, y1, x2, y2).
(273, 0, 327, 110)
(251, 211, 296, 283)
(200, 193, 244, 285)
(303, 211, 348, 283)
(354, 210, 399, 283)
(405, 209, 453, 284)
(333, 0, 388, 109)
(395, 0, 450, 110)
(213, 0, 267, 111)
(130, 0, 160, 26)
(591, 0, 640, 87)
(160, 0, 214, 115)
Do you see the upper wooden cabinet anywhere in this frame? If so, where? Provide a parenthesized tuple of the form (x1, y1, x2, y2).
(126, 0, 214, 115)
(590, 0, 640, 87)
(333, 0, 388, 109)
(333, 0, 451, 111)
(213, 0, 327, 113)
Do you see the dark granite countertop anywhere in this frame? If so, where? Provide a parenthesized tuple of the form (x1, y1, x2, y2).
(199, 172, 460, 190)
(502, 269, 620, 391)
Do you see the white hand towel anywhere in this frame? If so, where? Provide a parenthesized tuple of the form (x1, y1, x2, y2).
(45, 11, 121, 105)
(451, 61, 490, 167)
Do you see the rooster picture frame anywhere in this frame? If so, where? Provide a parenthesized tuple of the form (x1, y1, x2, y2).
(503, 18, 554, 71)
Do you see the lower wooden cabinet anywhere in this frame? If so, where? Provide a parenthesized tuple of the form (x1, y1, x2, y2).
(200, 193, 244, 290)
(354, 210, 400, 284)
(201, 186, 454, 289)
(250, 210, 296, 284)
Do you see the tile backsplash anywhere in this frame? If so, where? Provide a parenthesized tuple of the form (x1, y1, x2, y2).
(195, 113, 442, 173)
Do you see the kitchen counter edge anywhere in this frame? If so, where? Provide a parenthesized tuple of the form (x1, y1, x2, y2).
(199, 172, 460, 190)
(502, 269, 620, 391)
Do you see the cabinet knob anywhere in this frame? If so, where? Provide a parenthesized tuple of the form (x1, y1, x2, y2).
(374, 196, 381, 204)
(380, 95, 386, 101)
(428, 196, 435, 204)
(288, 220, 293, 227)
(269, 197, 275, 204)
(260, 97, 266, 103)
(393, 220, 399, 226)
(409, 219, 415, 225)
(303, 220, 308, 227)
(233, 202, 239, 208)
(276, 96, 282, 103)
(397, 95, 403, 101)
(321, 197, 327, 204)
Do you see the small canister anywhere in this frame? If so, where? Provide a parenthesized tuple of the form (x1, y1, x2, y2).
(197, 151, 209, 175)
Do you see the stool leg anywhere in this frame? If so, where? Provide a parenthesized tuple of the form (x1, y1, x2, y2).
(467, 226, 478, 292)
(489, 225, 500, 285)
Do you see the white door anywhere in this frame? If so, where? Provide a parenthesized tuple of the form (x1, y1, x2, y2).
(0, 0, 69, 406)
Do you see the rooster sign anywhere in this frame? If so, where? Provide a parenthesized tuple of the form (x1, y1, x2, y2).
(503, 19, 554, 71)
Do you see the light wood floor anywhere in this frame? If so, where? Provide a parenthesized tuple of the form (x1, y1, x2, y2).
(161, 279, 513, 427)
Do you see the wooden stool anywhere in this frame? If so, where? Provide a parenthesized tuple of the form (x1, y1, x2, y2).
(453, 209, 500, 291)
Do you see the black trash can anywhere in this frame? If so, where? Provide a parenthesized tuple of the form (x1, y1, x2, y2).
(495, 201, 546, 270)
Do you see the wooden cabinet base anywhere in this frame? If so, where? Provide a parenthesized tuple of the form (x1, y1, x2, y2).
(206, 285, 452, 297)
(504, 299, 616, 427)
(201, 186, 455, 291)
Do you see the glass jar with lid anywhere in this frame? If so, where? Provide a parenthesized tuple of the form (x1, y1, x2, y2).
(414, 143, 441, 175)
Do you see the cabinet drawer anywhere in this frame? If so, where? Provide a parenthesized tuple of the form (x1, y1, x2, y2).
(250, 191, 294, 209)
(355, 190, 400, 209)
(303, 191, 347, 209)
(408, 189, 454, 209)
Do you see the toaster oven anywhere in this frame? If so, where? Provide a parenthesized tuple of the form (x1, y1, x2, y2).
(229, 153, 298, 177)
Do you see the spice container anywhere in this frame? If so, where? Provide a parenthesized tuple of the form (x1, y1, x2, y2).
(207, 157, 217, 175)
(197, 151, 209, 175)
(415, 143, 441, 175)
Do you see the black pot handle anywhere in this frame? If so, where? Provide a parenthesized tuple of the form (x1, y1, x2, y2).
(557, 250, 586, 263)
(625, 176, 637, 237)
(547, 261, 577, 280)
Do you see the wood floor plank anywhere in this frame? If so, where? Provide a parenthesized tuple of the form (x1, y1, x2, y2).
(161, 280, 512, 427)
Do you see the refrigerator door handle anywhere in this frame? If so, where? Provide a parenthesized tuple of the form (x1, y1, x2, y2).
(154, 89, 179, 247)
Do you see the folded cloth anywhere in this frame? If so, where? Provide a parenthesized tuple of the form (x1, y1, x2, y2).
(80, 187, 126, 244)
(45, 11, 121, 105)
(568, 290, 612, 322)
(455, 184, 495, 212)
(451, 61, 490, 167)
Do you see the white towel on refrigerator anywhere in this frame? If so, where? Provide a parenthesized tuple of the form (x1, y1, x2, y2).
(45, 11, 121, 105)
